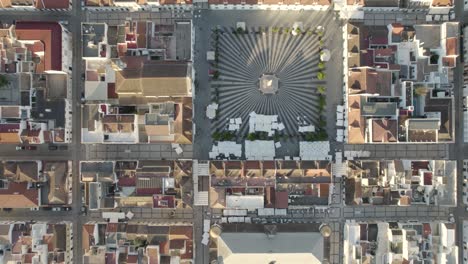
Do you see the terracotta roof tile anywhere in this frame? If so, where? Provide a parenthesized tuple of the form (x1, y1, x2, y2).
(372, 119, 397, 142)
(0, 182, 38, 208)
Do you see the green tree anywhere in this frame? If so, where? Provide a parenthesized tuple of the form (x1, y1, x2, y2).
(236, 27, 244, 34)
(273, 133, 281, 142)
(317, 85, 326, 95)
(221, 131, 234, 141)
(318, 62, 325, 69)
(213, 71, 220, 80)
(295, 28, 301, 35)
(134, 237, 148, 248)
(318, 118, 327, 128)
(317, 71, 326, 80)
(284, 28, 290, 34)
(247, 133, 257, 141)
(272, 27, 279, 33)
(0, 75, 9, 88)
(305, 132, 317, 142)
(212, 131, 221, 141)
(316, 130, 328, 141)
(318, 95, 326, 110)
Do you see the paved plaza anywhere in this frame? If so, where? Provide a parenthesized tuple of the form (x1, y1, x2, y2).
(212, 25, 323, 135)
(193, 10, 344, 159)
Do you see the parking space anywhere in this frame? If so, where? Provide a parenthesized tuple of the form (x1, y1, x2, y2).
(84, 143, 193, 160)
(344, 144, 449, 159)
(464, 221, 468, 263)
(463, 161, 468, 206)
(343, 205, 451, 220)
(362, 11, 427, 26)
(88, 207, 194, 220)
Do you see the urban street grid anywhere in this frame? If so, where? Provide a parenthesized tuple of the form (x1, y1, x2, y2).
(0, 0, 465, 264)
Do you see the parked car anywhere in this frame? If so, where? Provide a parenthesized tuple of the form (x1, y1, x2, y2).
(59, 145, 68, 151)
(30, 207, 39, 211)
(26, 146, 37, 150)
(48, 145, 58, 151)
(2, 208, 12, 212)
(15, 146, 25, 151)
(81, 206, 87, 215)
(52, 207, 71, 212)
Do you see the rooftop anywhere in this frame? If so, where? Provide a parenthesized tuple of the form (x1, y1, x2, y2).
(218, 231, 325, 264)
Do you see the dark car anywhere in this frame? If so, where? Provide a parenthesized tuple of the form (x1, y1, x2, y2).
(59, 145, 68, 151)
(26, 146, 37, 150)
(2, 208, 12, 212)
(81, 206, 87, 215)
(48, 145, 58, 151)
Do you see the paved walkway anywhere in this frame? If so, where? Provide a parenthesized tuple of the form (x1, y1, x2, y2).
(362, 11, 427, 26)
(343, 205, 451, 220)
(88, 207, 194, 219)
(193, 9, 344, 159)
(84, 144, 193, 160)
(344, 143, 449, 159)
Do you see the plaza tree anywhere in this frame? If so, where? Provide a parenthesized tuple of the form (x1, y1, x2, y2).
(317, 71, 326, 80)
(318, 62, 325, 69)
(317, 85, 326, 95)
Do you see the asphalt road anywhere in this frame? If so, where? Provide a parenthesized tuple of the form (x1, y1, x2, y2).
(0, 4, 467, 264)
(453, 0, 467, 262)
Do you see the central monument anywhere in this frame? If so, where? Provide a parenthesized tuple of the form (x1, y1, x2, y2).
(258, 74, 279, 95)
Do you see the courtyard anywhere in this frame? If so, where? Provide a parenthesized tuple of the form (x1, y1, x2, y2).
(193, 10, 344, 159)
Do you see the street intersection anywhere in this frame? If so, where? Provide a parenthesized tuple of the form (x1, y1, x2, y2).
(0, 1, 467, 264)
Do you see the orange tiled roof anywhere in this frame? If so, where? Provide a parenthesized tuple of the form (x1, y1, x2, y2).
(391, 23, 404, 35)
(348, 95, 365, 143)
(432, 0, 452, 6)
(0, 182, 39, 208)
(0, 0, 11, 8)
(442, 57, 456, 67)
(372, 119, 397, 142)
(445, 37, 457, 56)
(348, 68, 377, 94)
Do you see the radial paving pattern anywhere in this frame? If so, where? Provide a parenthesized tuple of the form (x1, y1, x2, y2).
(212, 26, 324, 135)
